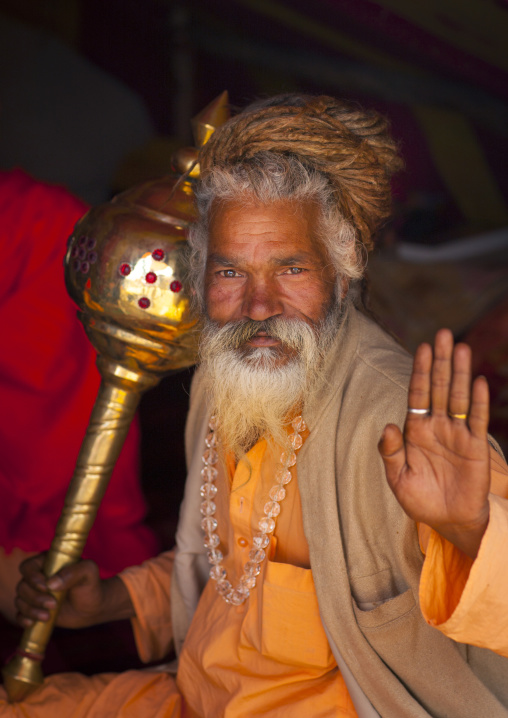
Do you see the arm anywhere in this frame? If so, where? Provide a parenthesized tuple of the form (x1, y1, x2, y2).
(379, 330, 508, 654)
(17, 551, 176, 664)
(119, 551, 175, 663)
(419, 492, 508, 656)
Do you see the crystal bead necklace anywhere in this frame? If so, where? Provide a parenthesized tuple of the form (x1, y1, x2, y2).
(200, 415, 307, 606)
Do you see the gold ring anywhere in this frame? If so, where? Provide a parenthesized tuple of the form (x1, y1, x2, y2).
(448, 412, 468, 420)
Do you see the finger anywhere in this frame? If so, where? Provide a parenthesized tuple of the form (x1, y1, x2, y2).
(378, 424, 406, 488)
(15, 579, 58, 626)
(15, 595, 53, 626)
(431, 328, 454, 416)
(16, 576, 57, 611)
(468, 375, 489, 439)
(19, 554, 50, 593)
(448, 342, 472, 421)
(407, 342, 432, 415)
(46, 559, 99, 592)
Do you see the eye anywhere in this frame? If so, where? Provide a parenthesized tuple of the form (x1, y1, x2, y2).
(218, 269, 242, 278)
(283, 267, 304, 275)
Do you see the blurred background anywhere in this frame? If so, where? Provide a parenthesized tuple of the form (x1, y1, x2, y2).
(0, 0, 507, 673)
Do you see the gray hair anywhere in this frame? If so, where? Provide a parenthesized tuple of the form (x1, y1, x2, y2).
(187, 152, 366, 311)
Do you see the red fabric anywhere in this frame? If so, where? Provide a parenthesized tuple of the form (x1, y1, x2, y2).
(0, 169, 159, 576)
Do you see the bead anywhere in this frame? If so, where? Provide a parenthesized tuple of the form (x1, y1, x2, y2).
(205, 432, 217, 448)
(207, 548, 223, 565)
(78, 247, 87, 260)
(200, 500, 216, 516)
(239, 575, 256, 590)
(119, 263, 131, 277)
(138, 297, 151, 309)
(204, 533, 220, 549)
(78, 235, 87, 246)
(249, 548, 265, 563)
(269, 486, 286, 502)
(290, 432, 303, 450)
(291, 416, 306, 432)
(237, 537, 248, 548)
(244, 561, 261, 577)
(170, 280, 182, 292)
(227, 589, 244, 606)
(201, 516, 217, 533)
(280, 450, 297, 467)
(258, 517, 275, 534)
(201, 466, 218, 481)
(203, 448, 218, 465)
(152, 248, 165, 261)
(86, 237, 96, 250)
(275, 468, 292, 485)
(200, 483, 217, 499)
(216, 579, 232, 596)
(73, 260, 81, 272)
(252, 533, 270, 549)
(210, 565, 227, 582)
(88, 251, 98, 264)
(264, 501, 280, 518)
(236, 584, 250, 599)
(209, 416, 219, 431)
(146, 271, 157, 284)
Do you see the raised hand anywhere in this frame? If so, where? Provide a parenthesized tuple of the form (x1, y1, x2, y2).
(15, 553, 133, 629)
(379, 328, 491, 559)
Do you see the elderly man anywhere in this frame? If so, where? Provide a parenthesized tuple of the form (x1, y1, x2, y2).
(4, 94, 508, 718)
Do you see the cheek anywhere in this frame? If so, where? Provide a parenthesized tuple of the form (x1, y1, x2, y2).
(205, 280, 241, 320)
(285, 280, 335, 320)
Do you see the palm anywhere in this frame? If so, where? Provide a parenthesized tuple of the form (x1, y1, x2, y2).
(380, 329, 491, 558)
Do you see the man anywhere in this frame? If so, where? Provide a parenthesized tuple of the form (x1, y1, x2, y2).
(4, 95, 508, 717)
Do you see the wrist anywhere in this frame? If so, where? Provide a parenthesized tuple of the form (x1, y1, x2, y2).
(96, 576, 135, 624)
(434, 505, 490, 560)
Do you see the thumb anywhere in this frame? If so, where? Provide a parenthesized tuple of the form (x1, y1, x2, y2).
(378, 424, 405, 487)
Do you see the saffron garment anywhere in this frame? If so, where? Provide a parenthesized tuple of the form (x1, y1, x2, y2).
(0, 169, 158, 584)
(2, 433, 507, 717)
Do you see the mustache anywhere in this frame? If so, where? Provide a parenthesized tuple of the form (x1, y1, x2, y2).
(203, 316, 316, 352)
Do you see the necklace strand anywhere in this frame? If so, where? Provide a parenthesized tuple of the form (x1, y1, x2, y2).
(200, 416, 307, 605)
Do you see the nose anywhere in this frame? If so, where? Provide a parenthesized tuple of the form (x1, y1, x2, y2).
(241, 276, 283, 322)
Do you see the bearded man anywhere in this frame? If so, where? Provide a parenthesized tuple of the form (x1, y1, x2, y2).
(5, 94, 508, 718)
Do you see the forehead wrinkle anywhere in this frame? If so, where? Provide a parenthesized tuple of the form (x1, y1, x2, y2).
(207, 252, 237, 267)
(207, 250, 321, 268)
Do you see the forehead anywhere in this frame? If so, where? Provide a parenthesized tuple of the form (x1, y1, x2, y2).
(207, 198, 326, 260)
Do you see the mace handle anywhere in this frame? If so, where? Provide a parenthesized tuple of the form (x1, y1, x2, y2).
(2, 379, 142, 702)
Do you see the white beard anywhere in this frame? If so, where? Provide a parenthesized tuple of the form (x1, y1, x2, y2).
(198, 306, 342, 460)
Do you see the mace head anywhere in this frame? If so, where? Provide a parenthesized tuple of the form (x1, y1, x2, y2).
(64, 92, 229, 389)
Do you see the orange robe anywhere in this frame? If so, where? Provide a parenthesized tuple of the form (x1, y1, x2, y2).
(1, 439, 507, 717)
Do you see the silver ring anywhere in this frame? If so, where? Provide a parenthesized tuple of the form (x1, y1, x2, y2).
(407, 407, 430, 415)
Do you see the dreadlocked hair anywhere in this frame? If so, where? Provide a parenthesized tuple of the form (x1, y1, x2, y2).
(199, 94, 403, 253)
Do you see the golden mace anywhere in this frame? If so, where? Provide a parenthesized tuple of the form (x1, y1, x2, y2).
(3, 92, 230, 702)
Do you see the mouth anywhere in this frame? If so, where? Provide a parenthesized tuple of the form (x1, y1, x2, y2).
(247, 331, 281, 348)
